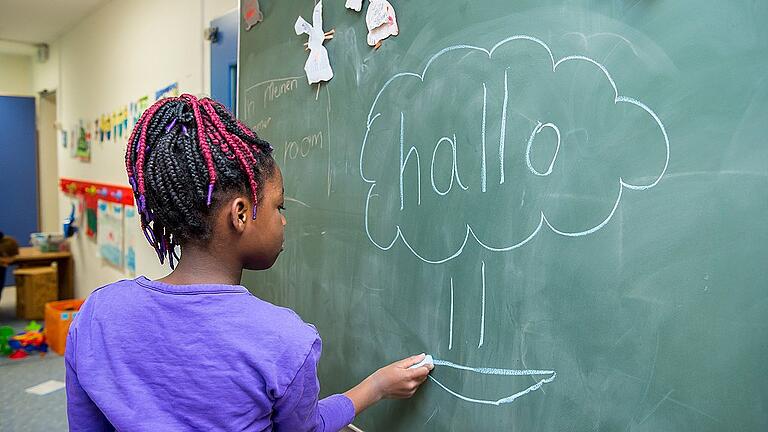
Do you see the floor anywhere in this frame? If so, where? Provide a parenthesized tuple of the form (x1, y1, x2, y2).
(0, 286, 69, 431)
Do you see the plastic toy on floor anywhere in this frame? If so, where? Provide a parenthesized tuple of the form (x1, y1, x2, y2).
(7, 321, 48, 359)
(25, 320, 42, 332)
(0, 326, 14, 355)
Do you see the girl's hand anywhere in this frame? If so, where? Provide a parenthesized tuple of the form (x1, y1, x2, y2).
(368, 353, 434, 399)
(344, 353, 434, 415)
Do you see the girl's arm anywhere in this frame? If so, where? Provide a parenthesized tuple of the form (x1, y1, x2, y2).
(273, 339, 354, 432)
(344, 353, 433, 415)
(65, 325, 114, 431)
(272, 342, 432, 432)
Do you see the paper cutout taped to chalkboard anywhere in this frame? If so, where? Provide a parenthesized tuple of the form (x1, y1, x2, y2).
(366, 0, 398, 47)
(345, 0, 363, 12)
(243, 0, 264, 30)
(295, 1, 334, 84)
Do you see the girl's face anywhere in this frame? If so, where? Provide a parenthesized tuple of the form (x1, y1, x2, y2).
(242, 166, 286, 270)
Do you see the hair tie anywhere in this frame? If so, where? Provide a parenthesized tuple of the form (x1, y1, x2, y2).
(142, 224, 156, 246)
(137, 194, 146, 212)
(206, 184, 214, 206)
(165, 118, 178, 133)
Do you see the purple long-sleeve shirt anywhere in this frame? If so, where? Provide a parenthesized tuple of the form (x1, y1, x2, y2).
(65, 277, 355, 431)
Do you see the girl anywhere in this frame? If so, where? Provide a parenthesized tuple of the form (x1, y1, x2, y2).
(65, 94, 433, 431)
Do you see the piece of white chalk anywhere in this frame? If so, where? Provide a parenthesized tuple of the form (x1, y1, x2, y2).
(408, 354, 434, 369)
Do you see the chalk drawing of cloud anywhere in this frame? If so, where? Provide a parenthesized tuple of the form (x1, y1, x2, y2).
(359, 35, 669, 264)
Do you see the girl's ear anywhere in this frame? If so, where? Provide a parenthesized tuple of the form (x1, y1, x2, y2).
(230, 197, 249, 234)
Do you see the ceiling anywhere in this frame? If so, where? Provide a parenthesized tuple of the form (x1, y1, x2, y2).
(0, 0, 111, 47)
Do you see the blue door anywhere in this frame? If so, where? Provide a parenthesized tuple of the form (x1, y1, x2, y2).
(210, 10, 239, 112)
(0, 95, 38, 286)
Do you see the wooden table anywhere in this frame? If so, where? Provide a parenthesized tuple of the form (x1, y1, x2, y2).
(0, 247, 74, 300)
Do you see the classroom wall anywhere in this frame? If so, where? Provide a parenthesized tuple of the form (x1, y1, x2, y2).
(0, 53, 33, 95)
(28, 42, 62, 234)
(32, 42, 60, 95)
(37, 93, 60, 233)
(53, 0, 237, 297)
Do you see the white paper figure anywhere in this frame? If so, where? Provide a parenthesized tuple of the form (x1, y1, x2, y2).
(366, 0, 398, 48)
(295, 1, 335, 84)
(345, 0, 363, 12)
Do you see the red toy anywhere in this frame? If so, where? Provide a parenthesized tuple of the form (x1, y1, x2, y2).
(7, 323, 48, 359)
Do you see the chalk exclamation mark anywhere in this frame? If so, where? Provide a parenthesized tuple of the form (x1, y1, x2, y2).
(479, 261, 486, 348)
(449, 277, 454, 350)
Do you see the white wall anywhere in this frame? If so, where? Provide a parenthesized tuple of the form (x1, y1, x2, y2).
(37, 93, 60, 232)
(29, 42, 63, 234)
(53, 0, 237, 297)
(0, 53, 33, 95)
(32, 42, 60, 95)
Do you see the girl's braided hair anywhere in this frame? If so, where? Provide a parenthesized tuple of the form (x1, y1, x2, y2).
(125, 94, 274, 268)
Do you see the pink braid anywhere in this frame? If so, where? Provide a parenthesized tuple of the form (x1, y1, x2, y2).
(200, 99, 260, 217)
(201, 99, 258, 166)
(181, 94, 218, 205)
(134, 97, 174, 194)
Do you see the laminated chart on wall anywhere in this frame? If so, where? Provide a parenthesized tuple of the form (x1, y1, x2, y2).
(60, 179, 134, 244)
(97, 200, 124, 269)
(123, 205, 137, 276)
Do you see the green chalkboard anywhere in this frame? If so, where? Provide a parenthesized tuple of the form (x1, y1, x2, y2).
(238, 1, 768, 430)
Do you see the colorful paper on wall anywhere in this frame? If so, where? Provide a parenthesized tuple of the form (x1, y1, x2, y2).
(118, 106, 128, 138)
(155, 82, 179, 100)
(69, 128, 76, 157)
(76, 195, 85, 226)
(100, 113, 111, 141)
(138, 95, 150, 111)
(124, 205, 137, 276)
(85, 205, 97, 238)
(128, 96, 151, 130)
(97, 200, 124, 268)
(75, 122, 91, 162)
(129, 102, 138, 129)
(66, 85, 177, 161)
(86, 121, 93, 145)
